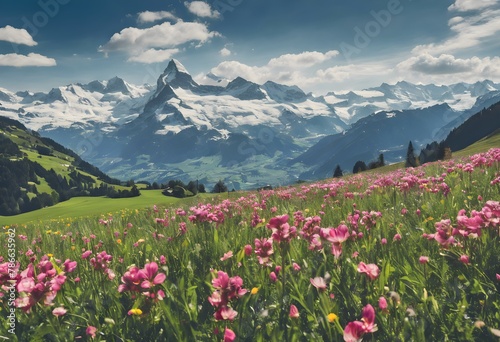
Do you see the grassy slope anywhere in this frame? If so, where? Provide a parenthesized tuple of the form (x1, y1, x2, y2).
(370, 131, 500, 173)
(2, 132, 498, 226)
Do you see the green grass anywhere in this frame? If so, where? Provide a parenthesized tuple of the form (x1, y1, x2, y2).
(0, 192, 220, 226)
(2, 132, 498, 227)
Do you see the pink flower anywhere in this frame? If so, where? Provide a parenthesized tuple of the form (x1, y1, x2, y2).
(459, 255, 470, 265)
(139, 262, 166, 288)
(218, 307, 238, 321)
(244, 244, 253, 256)
(220, 251, 233, 261)
(344, 321, 364, 342)
(254, 237, 274, 265)
(378, 297, 388, 312)
(52, 307, 67, 317)
(381, 238, 387, 245)
(63, 259, 77, 273)
(269, 271, 278, 282)
(496, 274, 500, 281)
(361, 304, 377, 332)
(224, 328, 236, 342)
(393, 233, 402, 241)
(81, 250, 92, 259)
(310, 277, 327, 291)
(160, 255, 167, 265)
(419, 256, 429, 264)
(293, 262, 301, 271)
(357, 262, 380, 280)
(86, 326, 97, 338)
(289, 304, 300, 318)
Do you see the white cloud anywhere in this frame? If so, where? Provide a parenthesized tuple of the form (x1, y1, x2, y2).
(196, 50, 346, 89)
(268, 51, 339, 69)
(184, 1, 220, 18)
(137, 11, 177, 24)
(219, 47, 231, 57)
(99, 21, 219, 62)
(0, 53, 56, 67)
(448, 0, 497, 12)
(412, 8, 500, 55)
(128, 48, 180, 63)
(397, 53, 500, 83)
(0, 25, 37, 46)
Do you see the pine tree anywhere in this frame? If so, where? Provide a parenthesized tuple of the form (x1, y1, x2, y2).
(333, 165, 343, 178)
(405, 141, 417, 167)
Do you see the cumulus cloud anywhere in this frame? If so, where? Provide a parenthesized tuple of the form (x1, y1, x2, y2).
(196, 50, 343, 88)
(219, 47, 231, 57)
(397, 53, 477, 74)
(137, 11, 177, 24)
(448, 0, 497, 12)
(397, 53, 500, 84)
(0, 26, 37, 46)
(412, 8, 500, 55)
(128, 48, 180, 63)
(0, 53, 56, 67)
(99, 21, 219, 63)
(184, 1, 220, 18)
(268, 51, 339, 69)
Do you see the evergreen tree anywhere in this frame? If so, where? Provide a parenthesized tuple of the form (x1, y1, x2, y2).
(405, 141, 418, 167)
(353, 160, 367, 174)
(212, 180, 228, 193)
(333, 165, 343, 178)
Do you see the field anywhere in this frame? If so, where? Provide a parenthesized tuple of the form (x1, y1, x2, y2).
(1, 142, 500, 340)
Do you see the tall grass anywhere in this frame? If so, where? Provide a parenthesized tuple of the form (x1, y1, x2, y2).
(1, 149, 500, 341)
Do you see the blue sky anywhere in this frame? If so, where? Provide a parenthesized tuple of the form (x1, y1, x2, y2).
(0, 0, 499, 94)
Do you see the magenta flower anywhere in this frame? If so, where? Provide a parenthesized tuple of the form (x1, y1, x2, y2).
(361, 304, 377, 332)
(244, 244, 253, 256)
(496, 274, 500, 281)
(254, 237, 274, 265)
(63, 259, 77, 273)
(267, 214, 297, 243)
(357, 262, 380, 280)
(139, 262, 166, 289)
(118, 266, 142, 293)
(81, 250, 92, 259)
(310, 277, 327, 291)
(343, 321, 364, 342)
(393, 233, 402, 241)
(269, 271, 278, 282)
(459, 255, 470, 265)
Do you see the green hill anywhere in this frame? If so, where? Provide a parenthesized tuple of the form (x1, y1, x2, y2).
(0, 116, 139, 216)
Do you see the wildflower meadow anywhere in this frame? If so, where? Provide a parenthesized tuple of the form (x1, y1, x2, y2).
(2, 148, 500, 341)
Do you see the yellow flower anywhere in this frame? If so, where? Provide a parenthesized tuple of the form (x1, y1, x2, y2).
(327, 313, 338, 323)
(71, 246, 76, 251)
(251, 287, 259, 295)
(116, 239, 122, 244)
(137, 239, 145, 244)
(47, 253, 54, 258)
(46, 230, 52, 235)
(128, 308, 143, 316)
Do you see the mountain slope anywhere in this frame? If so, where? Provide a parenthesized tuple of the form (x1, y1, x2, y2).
(444, 100, 500, 152)
(0, 116, 138, 216)
(292, 104, 461, 180)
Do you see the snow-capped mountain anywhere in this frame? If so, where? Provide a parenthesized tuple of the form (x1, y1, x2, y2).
(1, 59, 500, 188)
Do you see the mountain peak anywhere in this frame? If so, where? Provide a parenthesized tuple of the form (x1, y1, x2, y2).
(158, 59, 197, 90)
(104, 76, 131, 95)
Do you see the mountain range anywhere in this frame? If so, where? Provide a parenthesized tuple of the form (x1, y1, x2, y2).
(1, 59, 500, 189)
